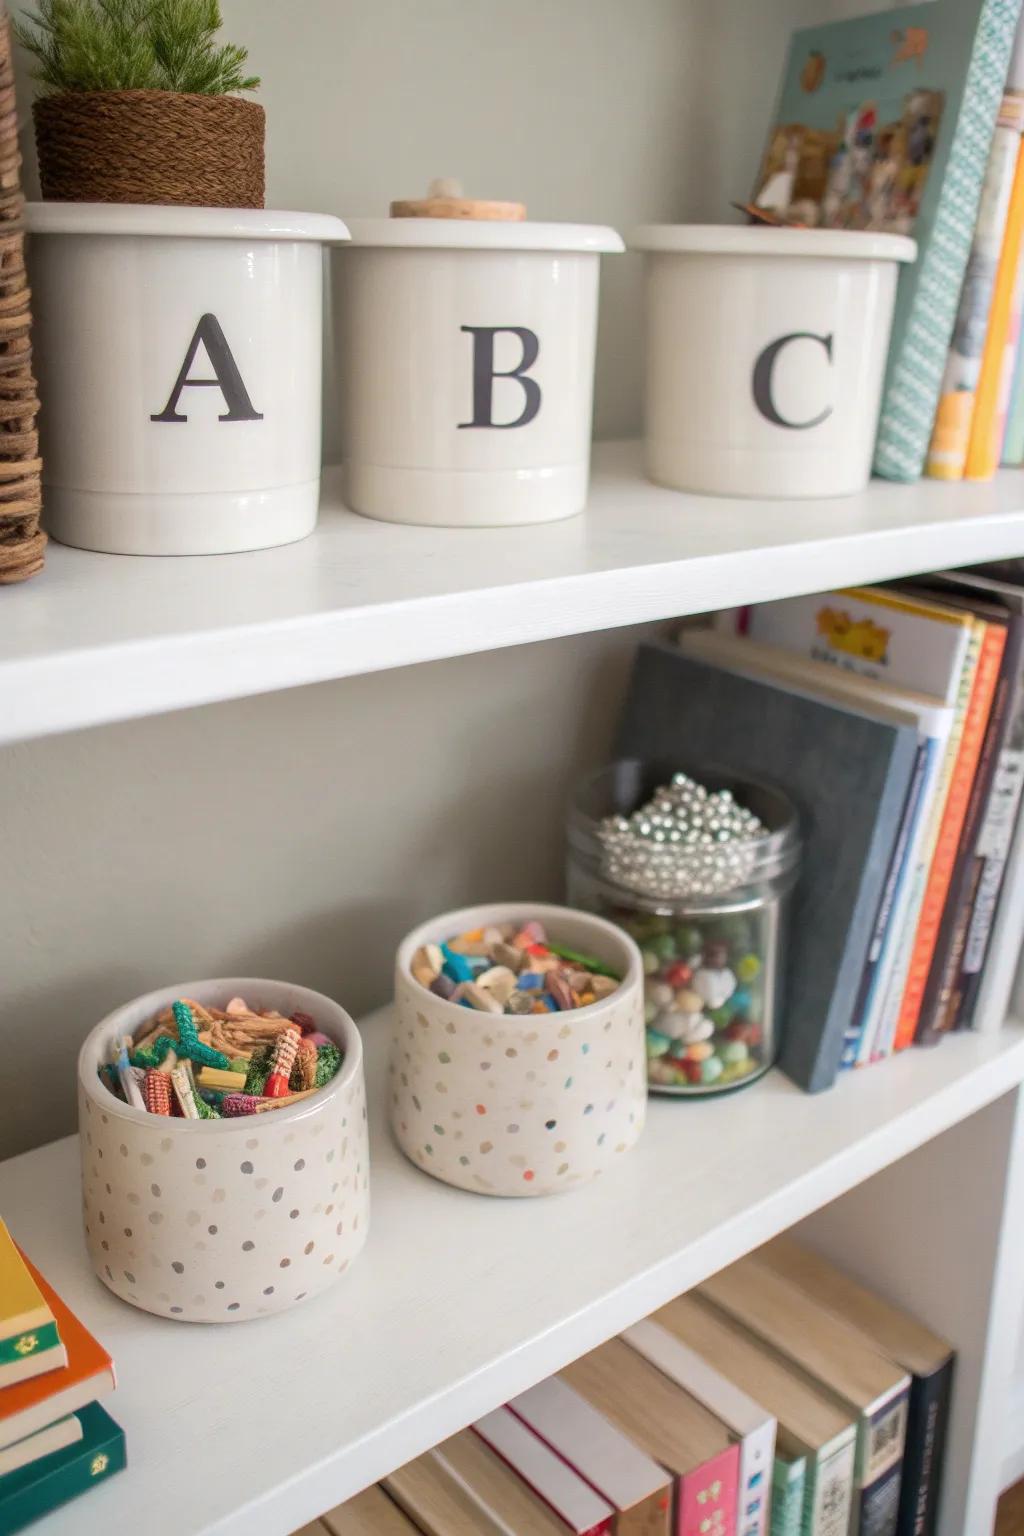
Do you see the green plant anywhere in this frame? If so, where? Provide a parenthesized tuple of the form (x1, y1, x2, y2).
(13, 0, 260, 95)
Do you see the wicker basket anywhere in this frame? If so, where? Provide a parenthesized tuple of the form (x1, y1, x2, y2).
(33, 90, 265, 209)
(0, 0, 43, 584)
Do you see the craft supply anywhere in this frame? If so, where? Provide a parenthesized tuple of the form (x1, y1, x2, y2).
(98, 995, 345, 1121)
(410, 920, 621, 1015)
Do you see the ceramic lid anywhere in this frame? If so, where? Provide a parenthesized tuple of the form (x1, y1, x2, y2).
(629, 223, 917, 262)
(26, 202, 351, 244)
(343, 217, 624, 254)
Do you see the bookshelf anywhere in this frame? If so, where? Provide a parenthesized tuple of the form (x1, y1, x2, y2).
(2, 1011, 1024, 1536)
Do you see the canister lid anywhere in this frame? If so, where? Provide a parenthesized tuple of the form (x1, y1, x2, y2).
(344, 218, 624, 253)
(25, 203, 351, 244)
(391, 177, 526, 222)
(629, 223, 916, 262)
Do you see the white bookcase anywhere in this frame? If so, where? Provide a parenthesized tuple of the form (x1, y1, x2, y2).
(4, 1, 1024, 1533)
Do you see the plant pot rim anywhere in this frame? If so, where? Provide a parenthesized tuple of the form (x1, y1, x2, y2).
(26, 200, 349, 244)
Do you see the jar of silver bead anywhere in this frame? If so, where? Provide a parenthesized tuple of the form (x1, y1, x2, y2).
(567, 761, 800, 1095)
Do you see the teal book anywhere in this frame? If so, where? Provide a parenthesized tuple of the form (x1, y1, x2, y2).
(0, 1402, 125, 1533)
(754, 0, 1023, 483)
(772, 1453, 806, 1536)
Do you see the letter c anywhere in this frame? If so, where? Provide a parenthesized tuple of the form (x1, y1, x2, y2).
(752, 331, 833, 429)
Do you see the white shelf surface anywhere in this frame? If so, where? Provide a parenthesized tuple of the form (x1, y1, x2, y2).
(3, 1011, 1024, 1536)
(6, 442, 1024, 744)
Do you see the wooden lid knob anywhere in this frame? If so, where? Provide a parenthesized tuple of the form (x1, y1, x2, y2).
(390, 177, 526, 221)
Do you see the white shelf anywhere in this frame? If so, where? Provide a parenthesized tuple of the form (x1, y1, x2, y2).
(3, 1010, 1024, 1536)
(6, 442, 1024, 745)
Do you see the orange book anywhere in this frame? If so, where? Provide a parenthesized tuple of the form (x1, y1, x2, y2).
(0, 1255, 115, 1452)
(894, 619, 1007, 1046)
(967, 137, 1024, 479)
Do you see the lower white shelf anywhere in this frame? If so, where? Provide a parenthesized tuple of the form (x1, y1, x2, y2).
(3, 1011, 1024, 1536)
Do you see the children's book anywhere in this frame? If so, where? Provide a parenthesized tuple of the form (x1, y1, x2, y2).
(757, 1237, 954, 1536)
(510, 1375, 673, 1536)
(562, 1337, 740, 1536)
(624, 1318, 775, 1536)
(0, 1258, 115, 1452)
(700, 1257, 910, 1536)
(0, 1402, 125, 1535)
(320, 1486, 423, 1536)
(753, 0, 1024, 483)
(0, 1226, 65, 1391)
(651, 1292, 856, 1536)
(472, 1407, 616, 1535)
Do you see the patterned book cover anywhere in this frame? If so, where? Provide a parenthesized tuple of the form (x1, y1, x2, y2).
(677, 1443, 740, 1536)
(771, 1454, 805, 1536)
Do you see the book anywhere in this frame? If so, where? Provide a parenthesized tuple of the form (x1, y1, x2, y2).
(385, 1445, 507, 1536)
(742, 586, 976, 1061)
(561, 1336, 740, 1536)
(756, 1236, 955, 1536)
(926, 67, 1024, 480)
(750, 0, 1024, 483)
(473, 1406, 615, 1535)
(616, 640, 920, 1091)
(676, 628, 953, 1071)
(440, 1429, 604, 1536)
(771, 1454, 806, 1536)
(624, 1318, 775, 1536)
(0, 1227, 65, 1391)
(509, 1375, 673, 1536)
(0, 1401, 125, 1535)
(0, 1416, 81, 1479)
(321, 1485, 425, 1536)
(0, 1258, 115, 1452)
(902, 577, 1021, 1039)
(699, 1256, 911, 1536)
(649, 1291, 857, 1536)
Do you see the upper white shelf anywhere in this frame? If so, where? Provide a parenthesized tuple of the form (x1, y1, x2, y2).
(5, 441, 1024, 746)
(3, 1010, 1024, 1536)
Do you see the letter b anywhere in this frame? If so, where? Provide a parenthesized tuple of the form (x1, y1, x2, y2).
(458, 325, 541, 429)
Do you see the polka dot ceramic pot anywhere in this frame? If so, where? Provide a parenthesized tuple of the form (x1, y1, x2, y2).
(391, 903, 646, 1197)
(78, 978, 369, 1322)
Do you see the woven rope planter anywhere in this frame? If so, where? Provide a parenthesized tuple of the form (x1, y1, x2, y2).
(0, 0, 43, 583)
(34, 90, 265, 208)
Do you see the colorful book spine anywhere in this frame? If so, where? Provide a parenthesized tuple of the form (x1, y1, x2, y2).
(805, 1435, 857, 1536)
(471, 1408, 615, 1536)
(1002, 293, 1024, 458)
(0, 1403, 125, 1535)
(771, 1455, 804, 1536)
(678, 1443, 740, 1536)
(994, 203, 1024, 458)
(900, 620, 1006, 1043)
(926, 88, 1024, 480)
(967, 132, 1024, 476)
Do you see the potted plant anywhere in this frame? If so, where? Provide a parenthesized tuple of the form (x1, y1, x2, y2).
(14, 0, 263, 207)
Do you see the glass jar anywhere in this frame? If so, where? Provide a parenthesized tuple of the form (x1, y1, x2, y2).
(567, 760, 800, 1096)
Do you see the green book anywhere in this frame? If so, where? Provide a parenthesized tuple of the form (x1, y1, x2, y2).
(755, 0, 1024, 483)
(0, 1402, 125, 1533)
(772, 1452, 806, 1536)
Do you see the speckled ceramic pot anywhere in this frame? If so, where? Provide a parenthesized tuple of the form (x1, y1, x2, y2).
(392, 903, 646, 1197)
(78, 978, 369, 1322)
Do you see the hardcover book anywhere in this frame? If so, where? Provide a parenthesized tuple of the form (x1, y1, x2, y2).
(617, 641, 919, 1091)
(439, 1430, 602, 1536)
(753, 0, 1024, 482)
(0, 1258, 115, 1453)
(624, 1318, 775, 1536)
(756, 1236, 954, 1536)
(510, 1375, 673, 1536)
(771, 1453, 806, 1536)
(700, 1257, 911, 1536)
(561, 1336, 740, 1536)
(0, 1416, 81, 1479)
(651, 1292, 857, 1536)
(321, 1485, 425, 1536)
(0, 1225, 65, 1390)
(384, 1446, 506, 1536)
(0, 1402, 125, 1535)
(472, 1406, 615, 1535)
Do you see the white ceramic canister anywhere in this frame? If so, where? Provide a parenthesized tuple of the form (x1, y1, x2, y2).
(335, 219, 624, 526)
(392, 902, 646, 1196)
(78, 978, 369, 1322)
(630, 225, 917, 498)
(26, 203, 351, 554)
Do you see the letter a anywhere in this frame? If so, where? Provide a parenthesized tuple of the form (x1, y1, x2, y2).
(150, 313, 263, 423)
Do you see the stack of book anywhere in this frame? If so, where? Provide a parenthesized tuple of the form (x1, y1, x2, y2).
(306, 1237, 953, 1536)
(614, 565, 1024, 1092)
(0, 1218, 124, 1532)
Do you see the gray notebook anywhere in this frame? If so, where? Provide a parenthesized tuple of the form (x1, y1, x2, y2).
(615, 642, 919, 1092)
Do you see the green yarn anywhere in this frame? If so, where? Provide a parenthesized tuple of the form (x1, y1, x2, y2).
(172, 1000, 230, 1069)
(130, 1034, 177, 1069)
(244, 1044, 272, 1096)
(315, 1043, 342, 1087)
(194, 1094, 221, 1119)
